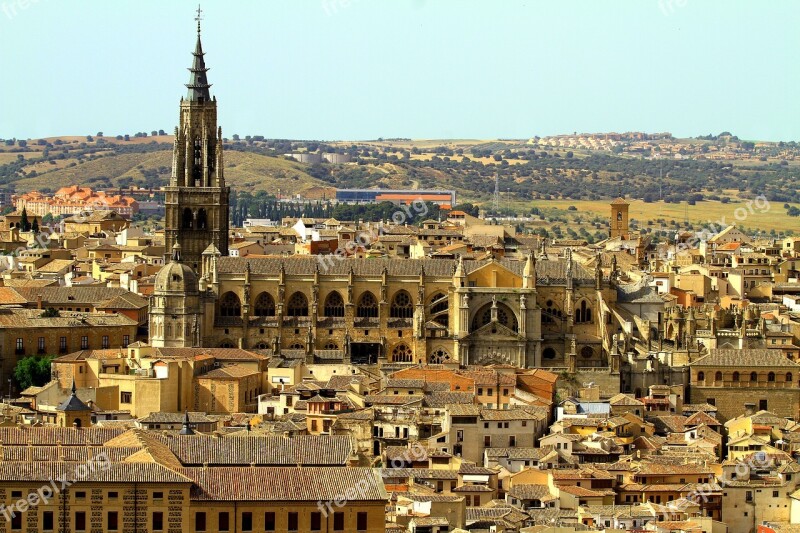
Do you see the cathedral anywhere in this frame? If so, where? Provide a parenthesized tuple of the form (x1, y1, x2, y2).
(163, 16, 230, 269)
(149, 19, 618, 370)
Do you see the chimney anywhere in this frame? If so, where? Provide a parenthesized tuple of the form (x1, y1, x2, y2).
(36, 295, 42, 310)
(744, 402, 755, 416)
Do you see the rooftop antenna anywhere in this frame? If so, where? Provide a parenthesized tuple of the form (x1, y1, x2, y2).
(492, 174, 499, 214)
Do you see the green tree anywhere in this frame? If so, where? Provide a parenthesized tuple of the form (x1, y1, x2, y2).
(31, 218, 39, 233)
(13, 355, 55, 391)
(20, 207, 30, 232)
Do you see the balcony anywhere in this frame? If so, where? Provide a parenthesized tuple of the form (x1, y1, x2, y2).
(317, 316, 347, 328)
(214, 316, 243, 327)
(248, 316, 279, 328)
(388, 318, 413, 329)
(283, 316, 312, 328)
(354, 317, 380, 328)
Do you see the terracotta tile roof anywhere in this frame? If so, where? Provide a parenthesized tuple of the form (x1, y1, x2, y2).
(381, 468, 459, 480)
(485, 447, 555, 460)
(691, 348, 800, 368)
(480, 407, 547, 421)
(396, 492, 463, 503)
(365, 394, 422, 406)
(137, 412, 216, 424)
(1, 279, 57, 288)
(424, 392, 477, 408)
(0, 446, 139, 462)
(558, 485, 615, 497)
(508, 483, 553, 501)
(0, 287, 27, 305)
(0, 308, 136, 328)
(609, 393, 645, 406)
(199, 365, 260, 379)
(15, 286, 140, 307)
(635, 463, 714, 475)
(0, 427, 125, 445)
(152, 434, 354, 466)
(54, 349, 127, 362)
(183, 467, 386, 501)
(685, 411, 719, 427)
(0, 462, 191, 484)
(215, 256, 594, 283)
(155, 347, 268, 362)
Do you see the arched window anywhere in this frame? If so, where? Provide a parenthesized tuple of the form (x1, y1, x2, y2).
(580, 346, 594, 359)
(197, 208, 207, 230)
(254, 292, 275, 316)
(391, 344, 412, 363)
(219, 340, 235, 348)
(787, 372, 793, 383)
(543, 347, 557, 360)
(429, 349, 451, 364)
(324, 342, 339, 350)
(732, 371, 740, 382)
(182, 207, 194, 229)
(356, 292, 378, 318)
(542, 300, 563, 324)
(768, 372, 776, 382)
(323, 292, 345, 317)
(254, 342, 269, 350)
(390, 291, 414, 319)
(220, 292, 241, 317)
(429, 293, 449, 327)
(697, 371, 705, 382)
(287, 292, 308, 317)
(715, 371, 723, 382)
(471, 303, 518, 332)
(289, 343, 304, 350)
(575, 300, 592, 324)
(750, 372, 758, 382)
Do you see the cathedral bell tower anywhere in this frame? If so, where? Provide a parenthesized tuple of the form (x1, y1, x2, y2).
(164, 9, 230, 269)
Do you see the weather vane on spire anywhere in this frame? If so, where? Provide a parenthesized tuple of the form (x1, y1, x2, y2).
(195, 4, 203, 34)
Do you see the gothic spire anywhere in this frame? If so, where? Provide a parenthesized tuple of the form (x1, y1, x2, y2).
(185, 6, 212, 102)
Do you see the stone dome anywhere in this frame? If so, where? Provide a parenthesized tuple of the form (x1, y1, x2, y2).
(154, 244, 199, 293)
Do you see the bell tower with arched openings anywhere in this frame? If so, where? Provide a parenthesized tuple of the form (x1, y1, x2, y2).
(164, 8, 230, 270)
(610, 197, 630, 239)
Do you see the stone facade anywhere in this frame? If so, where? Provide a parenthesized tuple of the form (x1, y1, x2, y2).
(151, 252, 618, 369)
(163, 29, 229, 268)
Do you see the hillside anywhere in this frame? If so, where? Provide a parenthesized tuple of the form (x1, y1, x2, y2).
(2, 134, 799, 213)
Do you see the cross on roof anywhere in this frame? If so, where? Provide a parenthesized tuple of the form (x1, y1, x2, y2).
(195, 5, 203, 33)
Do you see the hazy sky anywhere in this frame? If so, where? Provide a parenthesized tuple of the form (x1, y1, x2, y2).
(1, 0, 799, 141)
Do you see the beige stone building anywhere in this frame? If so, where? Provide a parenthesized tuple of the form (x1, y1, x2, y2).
(151, 249, 619, 371)
(0, 427, 387, 533)
(688, 348, 800, 422)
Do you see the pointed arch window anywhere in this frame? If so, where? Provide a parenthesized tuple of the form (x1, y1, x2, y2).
(575, 300, 592, 324)
(356, 292, 378, 318)
(287, 292, 308, 317)
(219, 292, 241, 317)
(254, 293, 275, 317)
(390, 291, 413, 319)
(182, 208, 194, 229)
(392, 344, 413, 363)
(323, 292, 345, 317)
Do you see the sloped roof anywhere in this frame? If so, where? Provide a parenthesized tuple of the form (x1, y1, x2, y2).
(690, 349, 800, 368)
